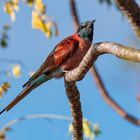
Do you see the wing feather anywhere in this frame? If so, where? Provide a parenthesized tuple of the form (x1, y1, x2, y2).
(23, 35, 79, 87)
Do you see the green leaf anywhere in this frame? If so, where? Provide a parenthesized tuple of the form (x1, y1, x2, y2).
(0, 39, 7, 48)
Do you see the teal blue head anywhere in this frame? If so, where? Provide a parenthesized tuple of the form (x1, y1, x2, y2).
(77, 20, 95, 42)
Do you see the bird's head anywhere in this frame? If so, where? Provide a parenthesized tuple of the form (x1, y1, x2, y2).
(77, 20, 95, 42)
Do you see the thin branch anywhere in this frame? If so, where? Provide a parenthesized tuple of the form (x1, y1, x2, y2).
(115, 0, 140, 38)
(69, 0, 80, 30)
(65, 41, 140, 126)
(0, 58, 21, 64)
(91, 66, 140, 125)
(0, 114, 72, 134)
(64, 80, 83, 140)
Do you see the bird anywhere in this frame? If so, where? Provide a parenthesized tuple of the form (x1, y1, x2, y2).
(0, 20, 95, 115)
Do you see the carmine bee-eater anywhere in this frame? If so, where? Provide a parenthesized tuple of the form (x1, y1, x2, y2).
(0, 20, 95, 115)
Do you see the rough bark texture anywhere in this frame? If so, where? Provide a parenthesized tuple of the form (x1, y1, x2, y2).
(64, 80, 83, 140)
(96, 42, 140, 62)
(115, 0, 140, 38)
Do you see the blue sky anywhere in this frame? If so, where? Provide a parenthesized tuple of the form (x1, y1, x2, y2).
(0, 0, 140, 140)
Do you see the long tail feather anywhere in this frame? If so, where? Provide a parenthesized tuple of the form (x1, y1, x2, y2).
(0, 74, 52, 115)
(0, 109, 5, 115)
(4, 85, 34, 112)
(22, 81, 30, 88)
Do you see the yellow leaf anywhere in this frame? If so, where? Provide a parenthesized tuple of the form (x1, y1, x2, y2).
(0, 87, 3, 98)
(83, 119, 91, 138)
(32, 11, 48, 34)
(45, 22, 52, 38)
(13, 0, 19, 4)
(68, 123, 73, 134)
(3, 2, 13, 15)
(0, 82, 10, 99)
(12, 64, 21, 78)
(68, 119, 95, 140)
(34, 0, 45, 14)
(13, 4, 19, 11)
(46, 22, 52, 29)
(32, 11, 43, 29)
(3, 1, 18, 22)
(1, 82, 10, 92)
(45, 29, 52, 38)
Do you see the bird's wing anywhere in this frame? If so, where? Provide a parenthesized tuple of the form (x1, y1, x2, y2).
(23, 35, 79, 87)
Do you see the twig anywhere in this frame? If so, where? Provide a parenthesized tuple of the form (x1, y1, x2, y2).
(64, 80, 83, 140)
(0, 114, 72, 134)
(91, 66, 140, 125)
(65, 41, 140, 126)
(115, 0, 140, 38)
(69, 0, 80, 30)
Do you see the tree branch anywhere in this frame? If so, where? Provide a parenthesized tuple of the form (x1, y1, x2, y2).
(69, 0, 80, 30)
(96, 41, 140, 62)
(115, 0, 140, 38)
(0, 114, 72, 132)
(64, 80, 83, 140)
(65, 41, 140, 126)
(0, 114, 72, 140)
(91, 66, 140, 125)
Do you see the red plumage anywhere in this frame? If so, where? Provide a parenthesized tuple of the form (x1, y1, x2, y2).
(0, 20, 95, 114)
(24, 34, 91, 87)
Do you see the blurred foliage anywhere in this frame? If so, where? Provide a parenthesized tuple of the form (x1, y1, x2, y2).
(0, 62, 22, 98)
(30, 0, 58, 38)
(0, 24, 10, 48)
(12, 64, 21, 78)
(97, 0, 113, 5)
(0, 61, 22, 78)
(0, 127, 10, 140)
(3, 0, 58, 39)
(69, 119, 101, 140)
(137, 95, 140, 103)
(97, 0, 121, 11)
(0, 82, 10, 98)
(3, 0, 19, 22)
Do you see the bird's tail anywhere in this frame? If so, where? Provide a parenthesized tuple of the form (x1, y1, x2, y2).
(0, 74, 52, 115)
(3, 85, 34, 112)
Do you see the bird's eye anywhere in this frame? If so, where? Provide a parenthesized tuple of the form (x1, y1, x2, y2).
(80, 25, 86, 28)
